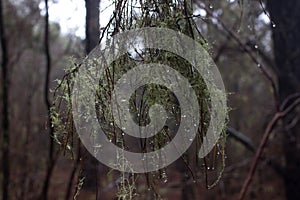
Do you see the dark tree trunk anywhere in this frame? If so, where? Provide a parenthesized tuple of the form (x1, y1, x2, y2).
(0, 0, 10, 199)
(267, 1, 300, 199)
(83, 0, 100, 195)
(85, 0, 100, 53)
(41, 0, 55, 199)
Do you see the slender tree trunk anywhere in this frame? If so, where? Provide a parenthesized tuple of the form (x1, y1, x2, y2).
(0, 0, 10, 199)
(82, 0, 101, 196)
(267, 1, 300, 199)
(85, 0, 100, 53)
(41, 0, 55, 199)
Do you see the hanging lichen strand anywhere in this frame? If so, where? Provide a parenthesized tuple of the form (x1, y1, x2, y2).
(51, 0, 227, 199)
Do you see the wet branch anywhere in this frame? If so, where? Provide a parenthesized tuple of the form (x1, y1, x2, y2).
(196, 4, 279, 109)
(238, 96, 300, 200)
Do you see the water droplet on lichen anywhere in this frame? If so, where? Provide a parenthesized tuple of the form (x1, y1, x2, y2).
(160, 171, 168, 183)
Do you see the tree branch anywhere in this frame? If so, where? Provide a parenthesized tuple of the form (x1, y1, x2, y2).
(227, 127, 255, 152)
(239, 96, 300, 200)
(196, 4, 279, 109)
(227, 126, 284, 176)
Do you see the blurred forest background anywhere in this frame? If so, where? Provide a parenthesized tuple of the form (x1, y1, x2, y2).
(0, 0, 300, 199)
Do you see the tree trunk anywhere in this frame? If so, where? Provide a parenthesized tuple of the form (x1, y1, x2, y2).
(267, 1, 300, 199)
(41, 0, 56, 199)
(83, 0, 100, 194)
(0, 0, 10, 199)
(85, 0, 100, 53)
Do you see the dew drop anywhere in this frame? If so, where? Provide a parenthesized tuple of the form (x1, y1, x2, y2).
(160, 171, 168, 183)
(254, 45, 258, 49)
(141, 155, 146, 161)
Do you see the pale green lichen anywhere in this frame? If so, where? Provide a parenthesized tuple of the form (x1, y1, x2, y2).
(51, 1, 228, 199)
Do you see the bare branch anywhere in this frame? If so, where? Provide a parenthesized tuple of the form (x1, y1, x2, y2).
(195, 4, 279, 108)
(239, 96, 300, 200)
(227, 127, 256, 152)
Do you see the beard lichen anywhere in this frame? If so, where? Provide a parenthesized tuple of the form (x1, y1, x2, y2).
(51, 1, 228, 199)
